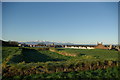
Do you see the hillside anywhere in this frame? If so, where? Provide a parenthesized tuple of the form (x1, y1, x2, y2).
(2, 47, 119, 79)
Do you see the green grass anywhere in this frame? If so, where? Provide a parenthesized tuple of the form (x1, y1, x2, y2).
(2, 47, 118, 63)
(2, 47, 72, 63)
(2, 47, 119, 79)
(2, 66, 120, 79)
(9, 48, 72, 63)
(2, 47, 22, 62)
(55, 48, 118, 60)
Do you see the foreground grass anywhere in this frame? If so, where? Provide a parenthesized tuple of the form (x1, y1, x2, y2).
(2, 66, 120, 80)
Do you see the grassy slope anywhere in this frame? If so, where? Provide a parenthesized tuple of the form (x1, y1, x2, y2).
(2, 47, 72, 63)
(2, 47, 118, 63)
(55, 48, 118, 60)
(2, 47, 22, 62)
(2, 47, 119, 79)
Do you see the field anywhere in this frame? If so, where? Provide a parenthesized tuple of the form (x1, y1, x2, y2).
(2, 47, 120, 79)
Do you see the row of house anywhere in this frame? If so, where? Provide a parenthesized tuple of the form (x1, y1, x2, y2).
(64, 42, 118, 50)
(65, 46, 95, 49)
(18, 42, 119, 50)
(18, 43, 64, 48)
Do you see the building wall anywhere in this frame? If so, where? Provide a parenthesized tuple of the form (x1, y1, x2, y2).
(94, 44, 108, 49)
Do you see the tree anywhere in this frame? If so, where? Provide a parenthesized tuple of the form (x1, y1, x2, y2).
(37, 42, 46, 46)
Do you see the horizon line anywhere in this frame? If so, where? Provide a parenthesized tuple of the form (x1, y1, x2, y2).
(1, 39, 118, 45)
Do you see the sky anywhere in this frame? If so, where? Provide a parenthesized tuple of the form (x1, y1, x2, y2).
(2, 0, 120, 2)
(0, 2, 2, 41)
(2, 2, 118, 44)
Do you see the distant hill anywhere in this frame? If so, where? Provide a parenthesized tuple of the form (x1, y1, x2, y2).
(18, 41, 75, 45)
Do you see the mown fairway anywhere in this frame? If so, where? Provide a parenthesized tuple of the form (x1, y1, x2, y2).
(2, 47, 119, 79)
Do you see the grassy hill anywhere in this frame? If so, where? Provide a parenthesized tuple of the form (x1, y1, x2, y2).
(2, 47, 119, 79)
(54, 48, 118, 60)
(2, 47, 21, 62)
